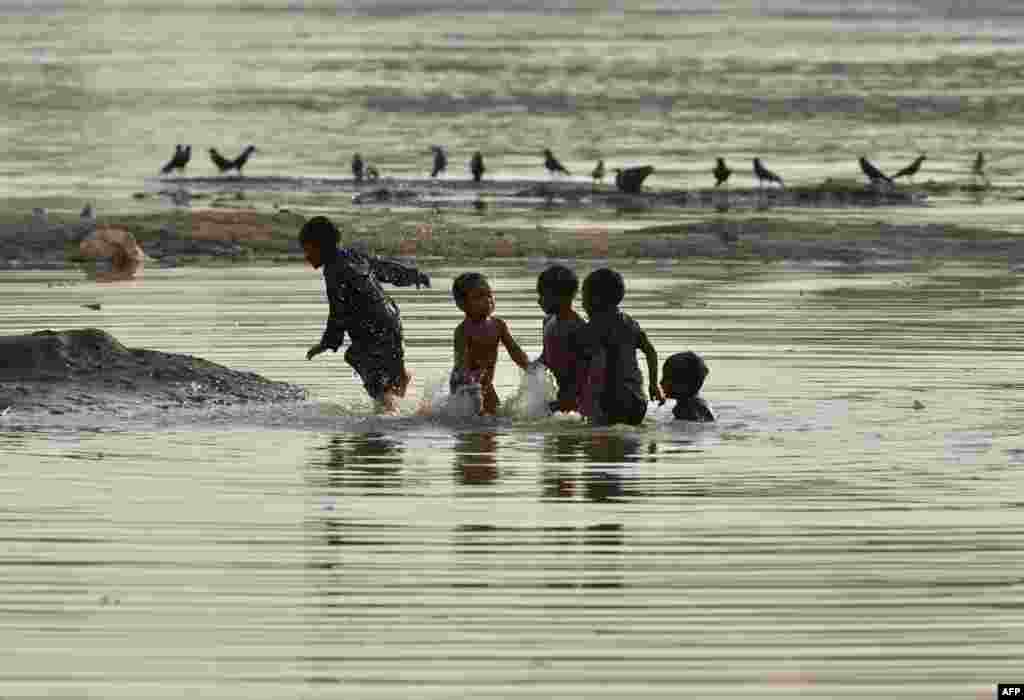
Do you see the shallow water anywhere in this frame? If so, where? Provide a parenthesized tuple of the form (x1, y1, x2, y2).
(1, 262, 1023, 698)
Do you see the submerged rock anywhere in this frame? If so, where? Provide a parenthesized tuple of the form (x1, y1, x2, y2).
(0, 328, 306, 416)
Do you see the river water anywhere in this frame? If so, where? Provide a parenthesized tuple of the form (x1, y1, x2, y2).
(3, 0, 1024, 697)
(1, 262, 1022, 698)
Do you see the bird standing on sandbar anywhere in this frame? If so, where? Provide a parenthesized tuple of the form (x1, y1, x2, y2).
(859, 156, 893, 187)
(430, 146, 447, 178)
(352, 153, 364, 183)
(592, 159, 605, 185)
(972, 151, 989, 185)
(470, 151, 485, 183)
(713, 157, 732, 187)
(753, 158, 784, 189)
(160, 144, 191, 175)
(892, 154, 926, 183)
(614, 165, 655, 194)
(543, 148, 570, 177)
(209, 145, 257, 175)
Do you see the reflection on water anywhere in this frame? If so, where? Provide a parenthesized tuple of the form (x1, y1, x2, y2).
(453, 431, 499, 485)
(1, 262, 1022, 698)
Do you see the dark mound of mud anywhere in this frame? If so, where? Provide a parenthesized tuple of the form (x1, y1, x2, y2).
(0, 329, 305, 415)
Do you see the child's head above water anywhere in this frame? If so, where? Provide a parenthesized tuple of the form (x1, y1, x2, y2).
(298, 216, 341, 269)
(661, 351, 709, 399)
(452, 272, 494, 320)
(581, 268, 625, 316)
(536, 264, 578, 315)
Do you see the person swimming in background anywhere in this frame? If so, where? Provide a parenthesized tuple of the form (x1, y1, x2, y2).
(451, 272, 530, 416)
(576, 268, 663, 426)
(532, 264, 586, 414)
(300, 216, 430, 414)
(661, 351, 714, 422)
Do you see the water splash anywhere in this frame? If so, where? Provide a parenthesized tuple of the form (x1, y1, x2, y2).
(502, 364, 556, 421)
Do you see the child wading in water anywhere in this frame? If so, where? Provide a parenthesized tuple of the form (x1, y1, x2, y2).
(451, 272, 530, 415)
(301, 216, 430, 413)
(577, 268, 663, 426)
(533, 265, 586, 413)
(661, 351, 715, 422)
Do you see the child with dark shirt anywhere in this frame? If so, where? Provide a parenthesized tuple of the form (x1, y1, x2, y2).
(533, 265, 586, 413)
(451, 272, 530, 415)
(661, 351, 715, 422)
(576, 268, 663, 426)
(301, 216, 430, 413)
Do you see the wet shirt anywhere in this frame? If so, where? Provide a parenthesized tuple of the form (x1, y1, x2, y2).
(319, 248, 424, 351)
(575, 311, 646, 422)
(540, 313, 586, 405)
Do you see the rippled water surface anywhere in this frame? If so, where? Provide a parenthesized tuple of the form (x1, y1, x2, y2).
(1, 262, 1023, 698)
(3, 0, 1024, 697)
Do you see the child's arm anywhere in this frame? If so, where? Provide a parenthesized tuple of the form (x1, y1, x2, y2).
(638, 330, 665, 404)
(369, 256, 430, 289)
(497, 319, 530, 370)
(308, 269, 347, 359)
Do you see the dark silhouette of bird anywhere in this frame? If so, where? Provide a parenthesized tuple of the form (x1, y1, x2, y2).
(713, 157, 732, 187)
(972, 151, 989, 185)
(366, 165, 379, 182)
(430, 146, 447, 178)
(614, 165, 655, 194)
(859, 156, 893, 186)
(892, 154, 926, 182)
(753, 158, 784, 188)
(592, 159, 605, 184)
(543, 148, 570, 177)
(160, 144, 191, 175)
(470, 151, 485, 182)
(352, 153, 364, 183)
(209, 145, 257, 175)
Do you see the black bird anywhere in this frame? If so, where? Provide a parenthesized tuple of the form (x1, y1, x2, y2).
(160, 144, 191, 175)
(972, 151, 988, 184)
(753, 158, 784, 188)
(713, 157, 732, 187)
(543, 148, 570, 177)
(859, 156, 893, 186)
(592, 159, 605, 184)
(470, 151, 485, 182)
(210, 145, 257, 175)
(614, 165, 655, 194)
(892, 154, 926, 183)
(352, 153, 364, 183)
(430, 146, 447, 178)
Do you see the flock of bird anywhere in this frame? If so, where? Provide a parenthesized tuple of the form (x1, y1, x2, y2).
(160, 143, 991, 193)
(160, 144, 257, 176)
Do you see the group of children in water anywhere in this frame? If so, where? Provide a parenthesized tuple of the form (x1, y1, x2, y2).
(300, 216, 714, 424)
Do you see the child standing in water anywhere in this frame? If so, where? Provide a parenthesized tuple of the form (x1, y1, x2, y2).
(301, 216, 430, 413)
(533, 264, 586, 413)
(577, 268, 663, 426)
(661, 351, 715, 422)
(451, 272, 530, 415)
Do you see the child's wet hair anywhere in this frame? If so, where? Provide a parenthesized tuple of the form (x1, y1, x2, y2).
(582, 268, 625, 311)
(537, 264, 578, 299)
(663, 351, 709, 398)
(298, 216, 341, 250)
(452, 272, 489, 310)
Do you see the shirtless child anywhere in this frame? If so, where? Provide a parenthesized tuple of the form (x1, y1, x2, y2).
(450, 272, 530, 415)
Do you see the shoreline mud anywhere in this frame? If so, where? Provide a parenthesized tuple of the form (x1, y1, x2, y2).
(0, 329, 306, 419)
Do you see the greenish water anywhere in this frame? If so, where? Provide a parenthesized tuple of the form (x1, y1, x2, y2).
(3, 2, 1024, 697)
(1, 262, 1022, 698)
(4, 0, 1024, 217)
